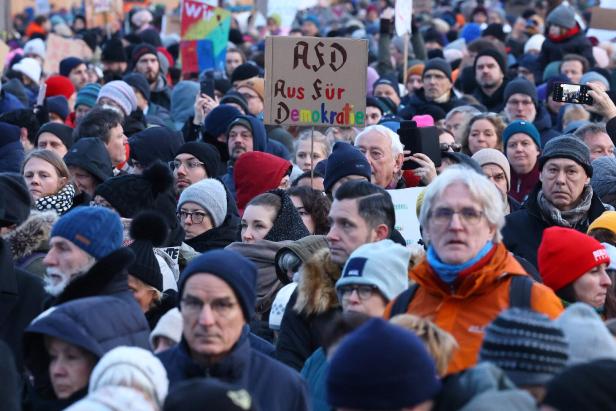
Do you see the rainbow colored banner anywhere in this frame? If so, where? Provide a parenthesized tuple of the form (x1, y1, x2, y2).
(180, 0, 231, 75)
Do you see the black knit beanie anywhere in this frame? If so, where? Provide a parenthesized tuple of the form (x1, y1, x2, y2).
(423, 58, 452, 81)
(474, 49, 507, 76)
(128, 211, 167, 292)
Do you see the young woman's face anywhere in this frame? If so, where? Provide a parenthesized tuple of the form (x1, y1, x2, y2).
(23, 157, 66, 200)
(290, 195, 315, 234)
(178, 202, 214, 240)
(128, 274, 158, 313)
(295, 140, 327, 172)
(241, 205, 276, 244)
(46, 337, 96, 399)
(573, 263, 612, 308)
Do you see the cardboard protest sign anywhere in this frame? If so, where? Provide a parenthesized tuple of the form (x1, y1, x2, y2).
(588, 5, 616, 42)
(264, 36, 368, 127)
(395, 0, 413, 36)
(180, 0, 231, 75)
(387, 187, 423, 247)
(44, 34, 94, 75)
(84, 0, 123, 31)
(0, 40, 9, 72)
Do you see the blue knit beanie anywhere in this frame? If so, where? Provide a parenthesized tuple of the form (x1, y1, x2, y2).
(502, 120, 541, 149)
(59, 57, 84, 77)
(327, 318, 441, 409)
(75, 83, 101, 109)
(324, 142, 371, 193)
(178, 250, 257, 321)
(203, 105, 242, 138)
(50, 206, 123, 260)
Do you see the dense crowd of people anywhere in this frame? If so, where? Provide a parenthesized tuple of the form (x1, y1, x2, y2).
(2, 0, 616, 410)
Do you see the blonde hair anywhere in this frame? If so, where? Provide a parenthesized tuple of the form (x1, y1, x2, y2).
(562, 104, 590, 130)
(390, 314, 458, 376)
(22, 149, 71, 183)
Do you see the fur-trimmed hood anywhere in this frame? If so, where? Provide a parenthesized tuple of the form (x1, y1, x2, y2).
(2, 211, 57, 260)
(293, 248, 341, 315)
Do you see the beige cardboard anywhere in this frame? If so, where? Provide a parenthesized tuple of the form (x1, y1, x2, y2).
(44, 34, 94, 74)
(0, 40, 9, 73)
(264, 36, 368, 127)
(590, 7, 616, 30)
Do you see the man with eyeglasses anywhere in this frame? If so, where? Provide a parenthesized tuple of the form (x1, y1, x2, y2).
(503, 78, 559, 145)
(384, 165, 562, 375)
(171, 142, 221, 194)
(157, 249, 309, 410)
(235, 77, 264, 117)
(400, 57, 465, 120)
(503, 136, 609, 269)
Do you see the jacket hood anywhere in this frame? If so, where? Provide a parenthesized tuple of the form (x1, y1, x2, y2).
(234, 152, 291, 213)
(170, 81, 199, 130)
(264, 189, 310, 242)
(54, 247, 135, 305)
(24, 295, 150, 392)
(411, 242, 527, 299)
(294, 248, 342, 315)
(2, 210, 57, 261)
(228, 115, 268, 152)
(63, 137, 113, 183)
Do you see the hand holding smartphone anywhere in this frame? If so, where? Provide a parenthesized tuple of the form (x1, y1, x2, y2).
(398, 120, 442, 170)
(552, 82, 593, 105)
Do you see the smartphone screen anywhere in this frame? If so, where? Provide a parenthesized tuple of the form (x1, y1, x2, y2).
(552, 83, 593, 105)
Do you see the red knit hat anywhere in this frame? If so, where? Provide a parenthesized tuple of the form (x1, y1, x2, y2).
(538, 226, 610, 292)
(45, 75, 76, 100)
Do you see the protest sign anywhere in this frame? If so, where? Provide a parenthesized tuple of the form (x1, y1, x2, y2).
(44, 34, 93, 75)
(84, 0, 123, 32)
(395, 0, 413, 36)
(0, 40, 9, 70)
(264, 36, 368, 127)
(387, 187, 423, 247)
(180, 0, 231, 75)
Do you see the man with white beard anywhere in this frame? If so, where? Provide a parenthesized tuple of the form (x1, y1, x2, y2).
(42, 207, 142, 311)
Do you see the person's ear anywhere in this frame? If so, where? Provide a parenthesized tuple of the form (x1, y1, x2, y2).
(375, 223, 389, 241)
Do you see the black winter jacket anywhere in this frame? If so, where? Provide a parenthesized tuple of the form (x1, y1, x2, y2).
(502, 185, 608, 268)
(158, 326, 309, 411)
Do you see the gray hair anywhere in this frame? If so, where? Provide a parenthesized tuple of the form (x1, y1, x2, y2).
(355, 124, 404, 156)
(419, 165, 506, 243)
(574, 122, 607, 142)
(445, 105, 482, 122)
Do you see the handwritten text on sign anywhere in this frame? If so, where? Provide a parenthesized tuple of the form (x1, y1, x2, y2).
(264, 36, 368, 127)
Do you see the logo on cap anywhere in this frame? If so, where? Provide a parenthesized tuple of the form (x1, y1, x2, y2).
(343, 257, 367, 278)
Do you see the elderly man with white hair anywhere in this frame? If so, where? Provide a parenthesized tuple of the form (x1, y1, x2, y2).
(384, 165, 563, 375)
(355, 124, 436, 189)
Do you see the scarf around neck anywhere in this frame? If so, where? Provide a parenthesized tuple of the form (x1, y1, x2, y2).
(537, 185, 593, 228)
(35, 184, 75, 215)
(427, 241, 495, 284)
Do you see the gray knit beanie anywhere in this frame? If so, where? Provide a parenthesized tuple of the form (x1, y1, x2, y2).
(547, 4, 577, 30)
(423, 57, 452, 81)
(97, 80, 138, 117)
(591, 156, 616, 199)
(472, 148, 511, 191)
(581, 71, 610, 91)
(479, 308, 569, 386)
(539, 135, 592, 177)
(177, 179, 227, 228)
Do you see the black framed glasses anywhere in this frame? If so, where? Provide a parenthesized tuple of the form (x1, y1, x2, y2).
(440, 143, 462, 152)
(177, 210, 209, 224)
(338, 284, 378, 300)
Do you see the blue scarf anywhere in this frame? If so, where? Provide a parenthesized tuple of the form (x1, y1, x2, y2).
(427, 241, 495, 284)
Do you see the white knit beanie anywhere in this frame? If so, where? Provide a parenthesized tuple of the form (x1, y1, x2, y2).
(336, 239, 410, 301)
(13, 57, 42, 84)
(177, 178, 228, 228)
(23, 38, 46, 59)
(149, 307, 183, 348)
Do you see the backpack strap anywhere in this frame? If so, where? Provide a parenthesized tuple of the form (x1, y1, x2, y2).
(389, 283, 419, 317)
(509, 275, 533, 309)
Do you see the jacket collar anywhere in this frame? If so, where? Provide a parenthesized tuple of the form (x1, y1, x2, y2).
(54, 247, 135, 305)
(411, 242, 527, 298)
(176, 325, 251, 381)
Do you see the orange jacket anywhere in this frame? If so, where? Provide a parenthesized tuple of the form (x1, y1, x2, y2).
(384, 243, 563, 375)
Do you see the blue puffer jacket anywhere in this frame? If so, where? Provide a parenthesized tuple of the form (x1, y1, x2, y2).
(158, 326, 309, 411)
(23, 295, 150, 409)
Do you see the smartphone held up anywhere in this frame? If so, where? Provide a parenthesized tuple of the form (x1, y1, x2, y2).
(552, 82, 593, 105)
